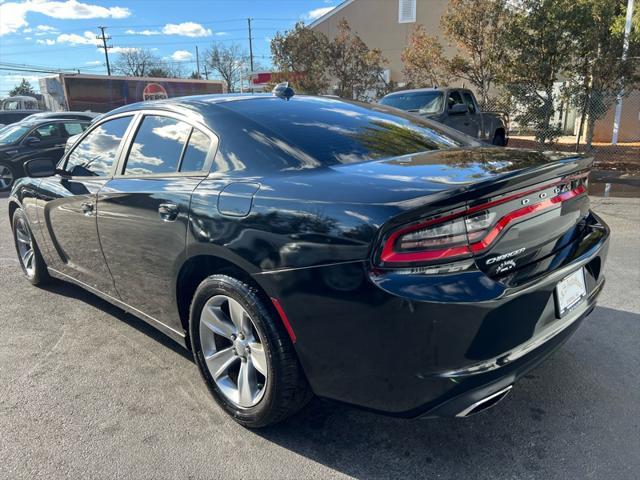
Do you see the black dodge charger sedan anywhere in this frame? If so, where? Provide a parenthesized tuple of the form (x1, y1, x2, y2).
(8, 93, 609, 427)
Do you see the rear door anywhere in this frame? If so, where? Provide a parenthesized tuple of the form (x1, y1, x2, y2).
(97, 112, 216, 331)
(36, 114, 135, 296)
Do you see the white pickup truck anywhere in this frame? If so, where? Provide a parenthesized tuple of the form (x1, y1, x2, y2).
(380, 88, 509, 146)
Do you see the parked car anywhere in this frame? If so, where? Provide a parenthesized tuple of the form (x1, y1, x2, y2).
(8, 94, 608, 428)
(0, 95, 43, 126)
(0, 118, 89, 191)
(380, 88, 509, 146)
(21, 111, 100, 122)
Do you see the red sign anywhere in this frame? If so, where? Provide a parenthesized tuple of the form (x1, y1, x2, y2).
(143, 83, 168, 101)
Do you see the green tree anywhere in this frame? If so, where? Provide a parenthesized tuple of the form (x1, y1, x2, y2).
(9, 78, 36, 97)
(401, 25, 450, 88)
(441, 0, 510, 105)
(270, 22, 330, 94)
(326, 20, 387, 101)
(567, 0, 640, 148)
(500, 0, 580, 145)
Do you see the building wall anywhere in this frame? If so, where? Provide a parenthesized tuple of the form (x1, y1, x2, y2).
(592, 91, 640, 143)
(311, 0, 453, 84)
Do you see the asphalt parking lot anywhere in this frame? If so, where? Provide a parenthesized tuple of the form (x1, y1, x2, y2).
(0, 193, 638, 480)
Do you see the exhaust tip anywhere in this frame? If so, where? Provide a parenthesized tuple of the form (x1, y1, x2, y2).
(456, 385, 513, 418)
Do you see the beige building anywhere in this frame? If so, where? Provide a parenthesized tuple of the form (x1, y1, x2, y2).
(310, 0, 453, 85)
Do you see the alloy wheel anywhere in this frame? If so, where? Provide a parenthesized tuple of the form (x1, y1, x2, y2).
(15, 217, 35, 277)
(0, 164, 14, 191)
(199, 294, 268, 408)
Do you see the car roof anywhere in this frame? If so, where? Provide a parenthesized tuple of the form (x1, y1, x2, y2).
(382, 87, 472, 98)
(15, 117, 91, 127)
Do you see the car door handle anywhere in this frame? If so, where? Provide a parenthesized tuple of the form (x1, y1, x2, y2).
(81, 201, 94, 215)
(158, 203, 179, 221)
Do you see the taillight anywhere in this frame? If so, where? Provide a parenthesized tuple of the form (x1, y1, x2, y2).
(380, 216, 472, 264)
(378, 173, 589, 267)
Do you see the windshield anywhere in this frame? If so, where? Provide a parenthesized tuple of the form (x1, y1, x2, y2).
(0, 124, 30, 145)
(379, 92, 444, 114)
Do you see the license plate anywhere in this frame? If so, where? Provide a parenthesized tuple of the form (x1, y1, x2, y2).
(555, 268, 587, 317)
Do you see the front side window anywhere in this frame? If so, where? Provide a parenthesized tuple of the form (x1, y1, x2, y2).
(64, 116, 132, 177)
(124, 115, 191, 175)
(447, 91, 464, 109)
(463, 93, 477, 114)
(33, 123, 63, 141)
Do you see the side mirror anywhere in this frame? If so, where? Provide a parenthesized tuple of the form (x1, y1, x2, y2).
(449, 103, 469, 115)
(25, 136, 41, 146)
(24, 158, 56, 178)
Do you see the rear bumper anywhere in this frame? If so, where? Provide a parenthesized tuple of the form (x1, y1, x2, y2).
(254, 210, 609, 417)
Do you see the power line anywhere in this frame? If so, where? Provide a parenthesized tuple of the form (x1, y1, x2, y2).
(97, 26, 113, 75)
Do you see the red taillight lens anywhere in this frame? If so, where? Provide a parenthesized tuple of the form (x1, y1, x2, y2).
(380, 216, 473, 264)
(379, 174, 589, 267)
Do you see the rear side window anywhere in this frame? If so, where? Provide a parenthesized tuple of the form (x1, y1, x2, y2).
(65, 116, 132, 177)
(180, 128, 211, 172)
(124, 115, 191, 175)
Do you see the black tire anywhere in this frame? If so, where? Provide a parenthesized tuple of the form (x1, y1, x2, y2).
(0, 162, 16, 192)
(11, 208, 50, 286)
(189, 274, 312, 428)
(492, 130, 506, 146)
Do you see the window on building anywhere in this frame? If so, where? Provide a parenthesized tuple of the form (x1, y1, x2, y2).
(399, 0, 416, 23)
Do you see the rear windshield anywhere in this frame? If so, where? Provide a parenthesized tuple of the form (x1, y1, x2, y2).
(220, 96, 469, 169)
(379, 91, 444, 114)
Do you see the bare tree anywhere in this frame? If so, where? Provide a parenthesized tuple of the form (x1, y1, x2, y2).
(113, 49, 159, 77)
(206, 43, 247, 93)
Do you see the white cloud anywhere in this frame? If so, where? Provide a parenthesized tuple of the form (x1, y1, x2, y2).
(36, 24, 58, 32)
(125, 29, 161, 36)
(55, 30, 97, 45)
(162, 22, 212, 37)
(36, 38, 56, 45)
(306, 6, 335, 20)
(111, 47, 139, 54)
(0, 0, 131, 36)
(170, 50, 193, 61)
(85, 60, 102, 65)
(215, 31, 228, 36)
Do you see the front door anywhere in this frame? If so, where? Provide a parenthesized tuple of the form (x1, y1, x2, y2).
(443, 90, 477, 137)
(97, 113, 214, 331)
(37, 115, 135, 297)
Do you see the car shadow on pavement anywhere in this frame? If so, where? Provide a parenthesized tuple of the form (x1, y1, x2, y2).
(41, 279, 193, 362)
(254, 306, 640, 479)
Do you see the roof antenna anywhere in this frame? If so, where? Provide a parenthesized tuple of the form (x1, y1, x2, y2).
(272, 82, 295, 101)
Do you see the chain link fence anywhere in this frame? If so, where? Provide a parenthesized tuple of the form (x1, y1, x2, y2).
(482, 87, 640, 174)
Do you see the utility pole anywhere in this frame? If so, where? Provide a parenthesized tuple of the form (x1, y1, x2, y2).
(97, 26, 112, 76)
(247, 18, 254, 73)
(612, 0, 634, 145)
(195, 45, 201, 78)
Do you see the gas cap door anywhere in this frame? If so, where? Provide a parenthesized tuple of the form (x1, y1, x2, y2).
(217, 182, 260, 217)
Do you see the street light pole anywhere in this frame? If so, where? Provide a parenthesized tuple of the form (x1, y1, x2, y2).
(612, 0, 635, 145)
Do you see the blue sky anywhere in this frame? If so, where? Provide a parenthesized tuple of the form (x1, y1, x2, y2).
(0, 0, 340, 95)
